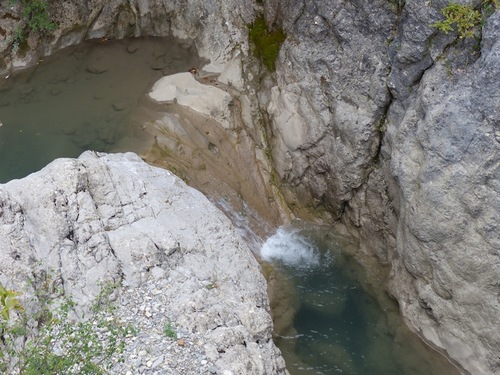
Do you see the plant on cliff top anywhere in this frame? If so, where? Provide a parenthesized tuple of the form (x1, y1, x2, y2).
(433, 0, 499, 39)
(248, 15, 286, 71)
(0, 280, 135, 374)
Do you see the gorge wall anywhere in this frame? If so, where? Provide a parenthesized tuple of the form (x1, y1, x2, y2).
(1, 1, 499, 374)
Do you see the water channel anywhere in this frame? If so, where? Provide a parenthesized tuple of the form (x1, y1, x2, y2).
(0, 37, 459, 375)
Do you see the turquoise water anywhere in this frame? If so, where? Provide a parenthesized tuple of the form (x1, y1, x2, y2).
(0, 37, 202, 182)
(261, 225, 459, 375)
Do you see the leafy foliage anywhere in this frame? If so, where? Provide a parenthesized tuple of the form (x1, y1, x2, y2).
(433, 3, 481, 38)
(0, 280, 135, 374)
(248, 15, 286, 71)
(433, 1, 499, 39)
(0, 285, 24, 321)
(21, 0, 56, 33)
(9, 0, 55, 48)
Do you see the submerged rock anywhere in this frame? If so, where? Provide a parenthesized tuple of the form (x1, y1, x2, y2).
(0, 151, 288, 374)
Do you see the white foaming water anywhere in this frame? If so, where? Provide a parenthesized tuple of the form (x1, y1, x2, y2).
(261, 227, 322, 268)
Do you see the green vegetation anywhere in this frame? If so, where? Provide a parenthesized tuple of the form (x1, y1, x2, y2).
(375, 115, 387, 133)
(0, 284, 24, 321)
(163, 322, 176, 339)
(248, 16, 286, 71)
(205, 274, 219, 290)
(9, 0, 55, 49)
(20, 0, 56, 34)
(433, 1, 499, 39)
(0, 280, 135, 374)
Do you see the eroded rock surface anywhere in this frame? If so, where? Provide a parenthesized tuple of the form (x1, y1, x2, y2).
(382, 10, 500, 374)
(148, 72, 233, 126)
(262, 2, 500, 373)
(0, 151, 287, 374)
(262, 0, 396, 217)
(1, 0, 499, 373)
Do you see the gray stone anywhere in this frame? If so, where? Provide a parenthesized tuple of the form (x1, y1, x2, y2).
(263, 0, 396, 217)
(381, 9, 500, 375)
(1, 0, 499, 373)
(0, 0, 255, 76)
(0, 151, 288, 375)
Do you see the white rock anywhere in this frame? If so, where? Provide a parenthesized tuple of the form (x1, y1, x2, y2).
(218, 55, 244, 91)
(149, 72, 233, 127)
(0, 151, 288, 375)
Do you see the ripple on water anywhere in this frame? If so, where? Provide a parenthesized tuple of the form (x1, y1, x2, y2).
(261, 223, 460, 375)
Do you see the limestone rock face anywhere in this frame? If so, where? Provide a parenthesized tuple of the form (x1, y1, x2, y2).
(263, 0, 396, 217)
(263, 1, 500, 373)
(383, 10, 500, 375)
(0, 151, 287, 374)
(1, 0, 500, 373)
(148, 72, 233, 126)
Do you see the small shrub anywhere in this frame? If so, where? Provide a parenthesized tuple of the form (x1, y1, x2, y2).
(9, 0, 56, 48)
(433, 0, 499, 39)
(20, 0, 56, 34)
(0, 284, 24, 321)
(433, 3, 481, 38)
(163, 322, 176, 339)
(0, 280, 135, 374)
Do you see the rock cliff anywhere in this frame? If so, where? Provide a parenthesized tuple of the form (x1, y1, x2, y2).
(1, 0, 499, 373)
(0, 151, 287, 374)
(383, 9, 500, 374)
(0, 0, 253, 74)
(259, 1, 499, 373)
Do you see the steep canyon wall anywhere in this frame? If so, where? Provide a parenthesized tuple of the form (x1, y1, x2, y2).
(1, 1, 499, 374)
(264, 1, 500, 374)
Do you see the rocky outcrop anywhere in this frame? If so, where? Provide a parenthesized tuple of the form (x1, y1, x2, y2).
(0, 151, 287, 374)
(261, 1, 499, 373)
(262, 0, 396, 218)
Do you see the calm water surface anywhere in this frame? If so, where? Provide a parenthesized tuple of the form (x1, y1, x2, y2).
(0, 37, 202, 182)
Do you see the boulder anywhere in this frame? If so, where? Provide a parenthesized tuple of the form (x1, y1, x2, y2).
(0, 151, 288, 375)
(149, 72, 233, 127)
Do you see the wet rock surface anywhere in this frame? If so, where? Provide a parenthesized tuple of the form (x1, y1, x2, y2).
(0, 151, 288, 374)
